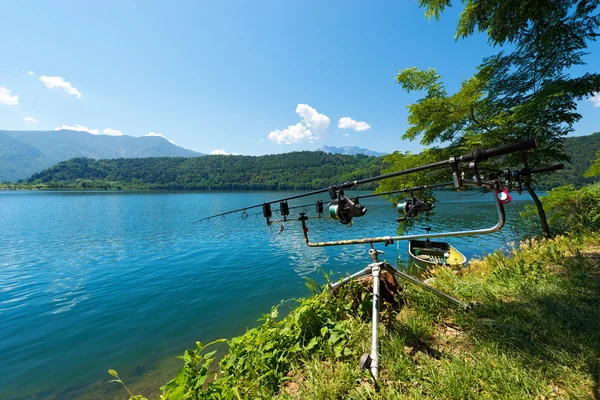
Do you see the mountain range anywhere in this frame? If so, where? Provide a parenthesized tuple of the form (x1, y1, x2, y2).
(0, 130, 202, 182)
(0, 130, 389, 182)
(2, 129, 598, 187)
(319, 145, 387, 157)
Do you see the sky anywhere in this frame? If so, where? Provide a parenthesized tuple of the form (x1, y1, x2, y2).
(1, 0, 599, 156)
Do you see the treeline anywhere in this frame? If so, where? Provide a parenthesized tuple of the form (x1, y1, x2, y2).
(534, 132, 600, 189)
(17, 133, 600, 191)
(24, 152, 385, 190)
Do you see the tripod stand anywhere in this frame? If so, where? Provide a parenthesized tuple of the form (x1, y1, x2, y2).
(328, 243, 468, 383)
(299, 192, 508, 383)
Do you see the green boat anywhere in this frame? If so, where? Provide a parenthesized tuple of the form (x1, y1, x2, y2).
(408, 239, 467, 272)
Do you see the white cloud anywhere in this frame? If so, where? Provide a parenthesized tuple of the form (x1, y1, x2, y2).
(267, 104, 330, 145)
(146, 131, 175, 144)
(28, 71, 35, 76)
(55, 124, 99, 134)
(343, 133, 351, 137)
(268, 122, 317, 144)
(39, 76, 82, 99)
(590, 92, 600, 107)
(0, 87, 19, 105)
(102, 128, 123, 136)
(210, 149, 239, 155)
(338, 117, 371, 131)
(24, 116, 37, 123)
(296, 104, 330, 139)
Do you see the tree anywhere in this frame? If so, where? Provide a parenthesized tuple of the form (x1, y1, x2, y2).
(382, 0, 600, 236)
(419, 0, 600, 46)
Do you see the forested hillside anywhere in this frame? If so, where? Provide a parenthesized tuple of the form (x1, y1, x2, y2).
(534, 132, 600, 188)
(25, 152, 384, 190)
(14, 133, 600, 191)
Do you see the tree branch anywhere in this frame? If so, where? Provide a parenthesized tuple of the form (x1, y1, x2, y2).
(470, 106, 492, 133)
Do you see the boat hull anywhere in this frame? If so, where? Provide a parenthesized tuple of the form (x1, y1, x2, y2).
(408, 239, 467, 272)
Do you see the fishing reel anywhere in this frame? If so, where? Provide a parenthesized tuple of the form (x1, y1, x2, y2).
(328, 188, 367, 225)
(396, 195, 433, 222)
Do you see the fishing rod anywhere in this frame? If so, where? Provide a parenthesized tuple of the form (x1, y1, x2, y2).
(193, 138, 538, 224)
(250, 201, 332, 216)
(207, 181, 454, 225)
(296, 162, 565, 247)
(482, 163, 565, 193)
(298, 184, 508, 247)
(355, 182, 455, 200)
(253, 183, 453, 217)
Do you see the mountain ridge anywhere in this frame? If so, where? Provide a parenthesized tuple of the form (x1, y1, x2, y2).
(0, 130, 203, 182)
(318, 145, 387, 157)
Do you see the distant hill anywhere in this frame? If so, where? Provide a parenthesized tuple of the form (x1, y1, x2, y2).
(535, 132, 600, 189)
(24, 152, 384, 190)
(0, 130, 203, 182)
(319, 145, 387, 157)
(7, 131, 599, 190)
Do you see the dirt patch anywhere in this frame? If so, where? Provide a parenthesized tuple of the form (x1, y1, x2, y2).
(279, 370, 303, 398)
(431, 321, 474, 356)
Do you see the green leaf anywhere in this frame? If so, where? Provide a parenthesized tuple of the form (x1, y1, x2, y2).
(334, 345, 343, 358)
(204, 350, 217, 359)
(328, 332, 340, 344)
(165, 384, 186, 400)
(174, 368, 186, 385)
(108, 369, 119, 378)
(194, 374, 208, 389)
(306, 337, 319, 350)
(182, 350, 193, 364)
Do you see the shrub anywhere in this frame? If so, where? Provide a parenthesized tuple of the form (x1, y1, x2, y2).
(521, 183, 600, 235)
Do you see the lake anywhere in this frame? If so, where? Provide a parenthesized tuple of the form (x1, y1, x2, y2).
(0, 190, 538, 399)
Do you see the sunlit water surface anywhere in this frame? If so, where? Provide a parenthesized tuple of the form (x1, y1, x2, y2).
(0, 190, 538, 399)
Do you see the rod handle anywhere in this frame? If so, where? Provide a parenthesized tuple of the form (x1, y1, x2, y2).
(462, 138, 538, 162)
(523, 163, 565, 175)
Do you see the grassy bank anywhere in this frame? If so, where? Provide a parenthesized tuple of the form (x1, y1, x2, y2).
(113, 231, 599, 399)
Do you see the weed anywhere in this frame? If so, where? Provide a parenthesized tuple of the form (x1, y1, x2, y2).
(111, 232, 600, 399)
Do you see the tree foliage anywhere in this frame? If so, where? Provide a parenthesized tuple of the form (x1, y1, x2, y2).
(420, 0, 600, 46)
(521, 182, 600, 234)
(385, 0, 600, 237)
(399, 0, 600, 169)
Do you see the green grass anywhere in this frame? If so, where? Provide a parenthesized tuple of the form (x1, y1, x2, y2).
(113, 233, 600, 399)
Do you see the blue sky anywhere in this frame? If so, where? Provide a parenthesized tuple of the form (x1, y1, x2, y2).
(1, 0, 599, 156)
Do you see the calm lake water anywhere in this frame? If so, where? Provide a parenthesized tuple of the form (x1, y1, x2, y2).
(0, 190, 538, 399)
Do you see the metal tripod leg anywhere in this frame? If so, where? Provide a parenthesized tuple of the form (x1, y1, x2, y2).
(328, 266, 373, 291)
(381, 263, 468, 310)
(328, 260, 384, 384)
(368, 263, 380, 381)
(326, 244, 470, 387)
